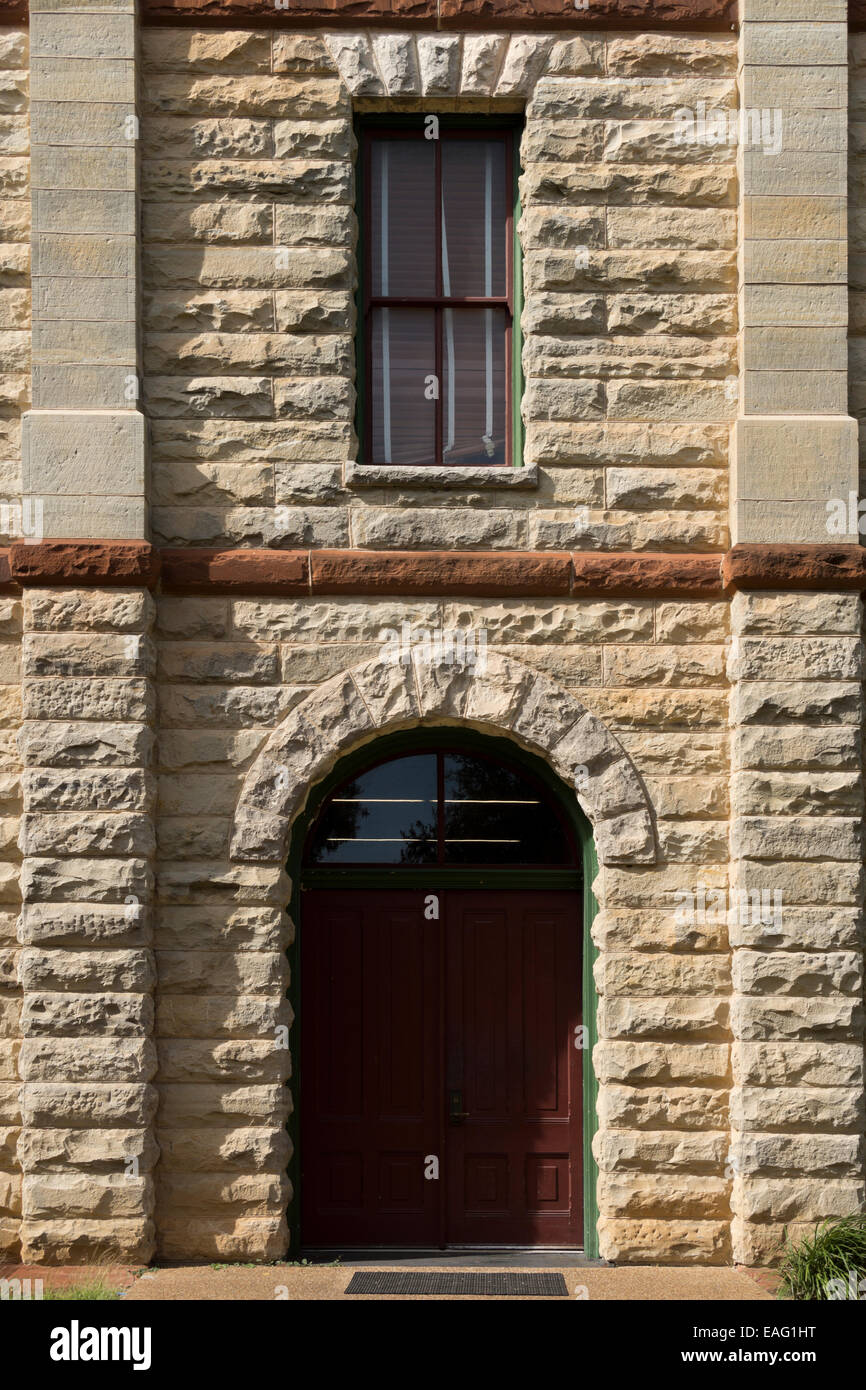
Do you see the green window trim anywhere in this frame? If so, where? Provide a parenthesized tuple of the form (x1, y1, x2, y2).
(353, 114, 525, 472)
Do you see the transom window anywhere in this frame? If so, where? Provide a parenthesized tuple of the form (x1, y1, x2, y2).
(361, 125, 515, 469)
(307, 748, 575, 867)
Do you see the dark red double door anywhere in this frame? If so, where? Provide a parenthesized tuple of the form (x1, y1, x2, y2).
(301, 890, 582, 1247)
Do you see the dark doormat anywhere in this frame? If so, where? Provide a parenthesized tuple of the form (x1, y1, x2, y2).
(345, 1271, 569, 1297)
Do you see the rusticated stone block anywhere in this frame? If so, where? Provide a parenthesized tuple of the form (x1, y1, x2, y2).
(19, 812, 156, 858)
(731, 996, 864, 1043)
(23, 634, 156, 681)
(156, 994, 290, 1041)
(156, 1215, 286, 1263)
(156, 950, 287, 995)
(21, 992, 153, 1038)
(19, 947, 156, 995)
(731, 951, 862, 1000)
(18, 721, 154, 769)
(21, 770, 155, 816)
(22, 857, 153, 905)
(598, 1172, 729, 1220)
(19, 1038, 157, 1084)
(156, 1039, 287, 1084)
(24, 588, 154, 634)
(593, 1041, 730, 1086)
(21, 1083, 158, 1129)
(733, 1042, 864, 1090)
(732, 1177, 866, 1225)
(156, 1125, 290, 1174)
(157, 1171, 288, 1216)
(17, 1127, 160, 1176)
(730, 1085, 863, 1134)
(598, 1217, 730, 1266)
(20, 1216, 155, 1265)
(157, 1083, 290, 1129)
(23, 1174, 151, 1222)
(598, 1084, 728, 1131)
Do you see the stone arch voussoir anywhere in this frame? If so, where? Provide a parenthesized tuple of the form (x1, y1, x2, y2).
(229, 650, 657, 870)
(324, 30, 555, 102)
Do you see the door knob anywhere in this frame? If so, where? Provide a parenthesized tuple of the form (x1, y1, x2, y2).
(448, 1089, 469, 1123)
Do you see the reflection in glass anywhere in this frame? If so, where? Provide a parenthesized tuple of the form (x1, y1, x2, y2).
(441, 140, 506, 298)
(371, 309, 436, 467)
(309, 749, 575, 868)
(370, 140, 436, 299)
(367, 132, 510, 471)
(308, 754, 438, 864)
(442, 308, 507, 467)
(443, 753, 572, 865)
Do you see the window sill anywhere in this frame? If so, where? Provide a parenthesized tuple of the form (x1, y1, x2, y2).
(344, 462, 538, 491)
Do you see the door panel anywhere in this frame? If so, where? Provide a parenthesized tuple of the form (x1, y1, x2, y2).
(301, 891, 440, 1245)
(301, 888, 581, 1247)
(444, 892, 582, 1246)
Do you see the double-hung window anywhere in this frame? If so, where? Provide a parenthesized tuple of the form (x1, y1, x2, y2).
(359, 124, 518, 470)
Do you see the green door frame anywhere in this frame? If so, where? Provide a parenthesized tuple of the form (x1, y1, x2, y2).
(285, 727, 600, 1257)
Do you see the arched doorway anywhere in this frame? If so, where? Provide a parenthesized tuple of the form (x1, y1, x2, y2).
(291, 728, 596, 1251)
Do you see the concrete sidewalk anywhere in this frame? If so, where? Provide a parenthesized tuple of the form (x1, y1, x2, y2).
(123, 1264, 774, 1301)
(2, 1260, 777, 1301)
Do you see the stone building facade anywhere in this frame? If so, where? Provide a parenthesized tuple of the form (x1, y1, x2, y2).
(0, 0, 864, 1267)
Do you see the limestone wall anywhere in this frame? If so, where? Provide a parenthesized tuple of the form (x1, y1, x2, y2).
(151, 588, 732, 1262)
(5, 14, 864, 1268)
(0, 23, 25, 1259)
(136, 23, 740, 1261)
(141, 27, 736, 553)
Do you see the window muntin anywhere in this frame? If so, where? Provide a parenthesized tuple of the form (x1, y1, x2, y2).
(363, 128, 513, 469)
(307, 748, 575, 867)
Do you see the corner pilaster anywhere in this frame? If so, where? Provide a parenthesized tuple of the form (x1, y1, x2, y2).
(17, 586, 157, 1263)
(24, 0, 146, 541)
(729, 1, 866, 1265)
(733, 1, 857, 543)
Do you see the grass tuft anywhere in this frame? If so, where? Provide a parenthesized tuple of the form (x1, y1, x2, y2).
(776, 1212, 866, 1301)
(44, 1274, 121, 1301)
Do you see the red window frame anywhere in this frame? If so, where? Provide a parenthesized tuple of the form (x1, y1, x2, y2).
(361, 125, 514, 469)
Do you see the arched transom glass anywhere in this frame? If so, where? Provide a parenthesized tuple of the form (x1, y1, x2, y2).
(307, 747, 576, 867)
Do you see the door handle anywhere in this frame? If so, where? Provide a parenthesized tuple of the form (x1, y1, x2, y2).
(448, 1089, 469, 1124)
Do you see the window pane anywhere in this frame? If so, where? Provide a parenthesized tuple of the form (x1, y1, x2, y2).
(371, 308, 436, 466)
(309, 755, 438, 864)
(443, 753, 572, 865)
(441, 139, 507, 298)
(442, 308, 507, 467)
(370, 138, 436, 298)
